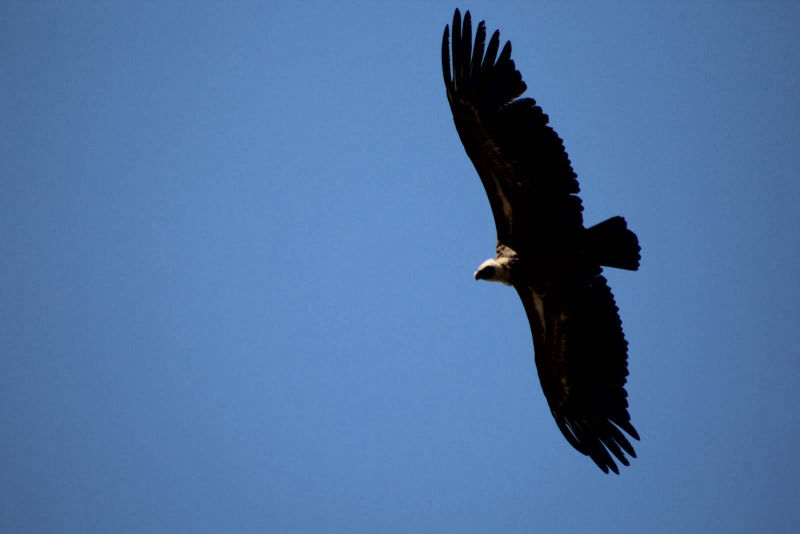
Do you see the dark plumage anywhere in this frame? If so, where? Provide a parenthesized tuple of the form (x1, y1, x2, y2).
(442, 9, 641, 474)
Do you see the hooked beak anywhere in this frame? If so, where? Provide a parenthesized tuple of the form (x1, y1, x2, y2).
(473, 271, 479, 281)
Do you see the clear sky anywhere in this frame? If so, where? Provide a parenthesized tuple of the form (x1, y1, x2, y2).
(2, 2, 800, 533)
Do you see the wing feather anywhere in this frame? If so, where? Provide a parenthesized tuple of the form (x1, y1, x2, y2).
(469, 19, 486, 81)
(482, 30, 501, 77)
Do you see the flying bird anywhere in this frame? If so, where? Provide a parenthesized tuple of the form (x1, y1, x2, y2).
(442, 9, 641, 474)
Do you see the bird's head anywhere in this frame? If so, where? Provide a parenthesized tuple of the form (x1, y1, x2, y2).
(474, 258, 511, 285)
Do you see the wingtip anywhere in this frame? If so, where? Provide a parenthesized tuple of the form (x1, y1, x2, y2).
(442, 24, 451, 87)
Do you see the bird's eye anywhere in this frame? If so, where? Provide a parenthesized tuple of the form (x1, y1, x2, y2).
(482, 266, 495, 278)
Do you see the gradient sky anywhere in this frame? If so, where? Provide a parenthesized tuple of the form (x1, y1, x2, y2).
(3, 2, 800, 533)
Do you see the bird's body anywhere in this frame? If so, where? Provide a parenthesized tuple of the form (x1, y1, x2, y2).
(442, 9, 641, 474)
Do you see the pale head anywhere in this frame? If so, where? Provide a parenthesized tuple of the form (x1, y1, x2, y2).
(474, 258, 512, 285)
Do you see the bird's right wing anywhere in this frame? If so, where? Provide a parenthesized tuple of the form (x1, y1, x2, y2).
(442, 9, 583, 251)
(514, 276, 639, 474)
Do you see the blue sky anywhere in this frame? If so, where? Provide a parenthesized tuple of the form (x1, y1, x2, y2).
(2, 1, 800, 532)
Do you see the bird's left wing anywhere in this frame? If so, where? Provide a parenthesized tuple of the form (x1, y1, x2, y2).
(442, 9, 583, 252)
(514, 276, 639, 474)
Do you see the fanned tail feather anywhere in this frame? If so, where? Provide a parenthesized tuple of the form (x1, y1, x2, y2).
(587, 216, 640, 271)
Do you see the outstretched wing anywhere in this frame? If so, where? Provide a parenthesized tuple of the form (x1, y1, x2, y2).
(515, 276, 639, 474)
(442, 9, 583, 252)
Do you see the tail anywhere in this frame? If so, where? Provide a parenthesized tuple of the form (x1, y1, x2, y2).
(587, 216, 640, 271)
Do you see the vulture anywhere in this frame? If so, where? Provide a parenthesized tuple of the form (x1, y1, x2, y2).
(442, 9, 641, 473)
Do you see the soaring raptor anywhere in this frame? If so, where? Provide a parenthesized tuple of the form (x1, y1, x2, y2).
(442, 9, 641, 473)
